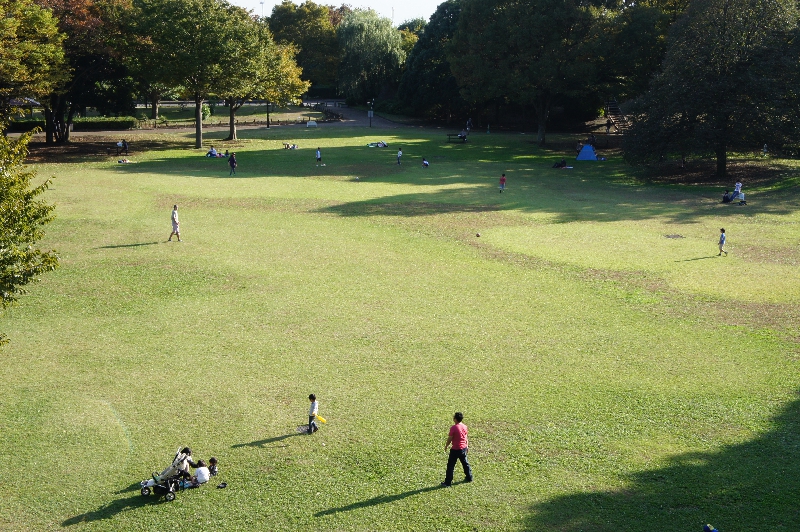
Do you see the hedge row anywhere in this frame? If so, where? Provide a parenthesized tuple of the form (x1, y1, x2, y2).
(8, 118, 139, 132)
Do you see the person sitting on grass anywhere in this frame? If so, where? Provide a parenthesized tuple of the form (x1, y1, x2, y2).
(422, 157, 430, 168)
(208, 457, 218, 476)
(722, 190, 732, 203)
(206, 146, 218, 157)
(178, 459, 211, 489)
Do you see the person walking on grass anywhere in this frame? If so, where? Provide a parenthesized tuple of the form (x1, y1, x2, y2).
(229, 152, 237, 175)
(316, 147, 322, 164)
(499, 173, 506, 192)
(718, 228, 728, 256)
(397, 148, 402, 165)
(308, 394, 319, 434)
(168, 205, 181, 242)
(442, 411, 472, 487)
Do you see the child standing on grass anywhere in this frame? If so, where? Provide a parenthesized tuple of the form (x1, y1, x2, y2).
(718, 228, 728, 256)
(229, 152, 237, 175)
(308, 394, 319, 434)
(397, 148, 402, 165)
(499, 173, 506, 192)
(316, 147, 321, 164)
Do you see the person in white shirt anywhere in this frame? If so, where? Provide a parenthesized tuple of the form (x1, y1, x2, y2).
(397, 148, 402, 165)
(193, 460, 211, 485)
(733, 181, 743, 199)
(308, 393, 319, 434)
(168, 205, 181, 242)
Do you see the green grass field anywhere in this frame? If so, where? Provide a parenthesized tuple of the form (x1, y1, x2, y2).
(2, 125, 799, 531)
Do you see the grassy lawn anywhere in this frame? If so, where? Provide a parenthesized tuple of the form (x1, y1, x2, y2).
(2, 125, 799, 531)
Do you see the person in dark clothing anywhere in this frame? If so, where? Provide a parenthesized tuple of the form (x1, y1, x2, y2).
(229, 152, 237, 175)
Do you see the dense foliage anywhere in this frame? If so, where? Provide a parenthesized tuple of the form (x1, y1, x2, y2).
(0, 126, 58, 345)
(625, 0, 800, 175)
(337, 9, 405, 104)
(268, 0, 340, 97)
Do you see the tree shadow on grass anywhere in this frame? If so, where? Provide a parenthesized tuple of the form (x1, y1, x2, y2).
(314, 484, 445, 517)
(231, 433, 303, 448)
(525, 391, 800, 531)
(62, 493, 154, 526)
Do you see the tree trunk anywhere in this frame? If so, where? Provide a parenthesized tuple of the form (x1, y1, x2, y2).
(45, 106, 55, 144)
(195, 94, 203, 149)
(150, 90, 160, 120)
(534, 93, 551, 146)
(716, 145, 727, 178)
(226, 98, 237, 141)
(46, 94, 70, 144)
(64, 103, 77, 143)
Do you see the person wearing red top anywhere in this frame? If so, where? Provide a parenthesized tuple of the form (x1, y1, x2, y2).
(499, 173, 506, 192)
(442, 412, 473, 487)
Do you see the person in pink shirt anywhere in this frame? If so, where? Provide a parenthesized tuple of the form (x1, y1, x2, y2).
(441, 411, 473, 487)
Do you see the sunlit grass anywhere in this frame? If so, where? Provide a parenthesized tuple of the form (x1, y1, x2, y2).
(1, 127, 799, 531)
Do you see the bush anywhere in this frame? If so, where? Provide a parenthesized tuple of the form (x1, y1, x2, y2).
(8, 117, 139, 132)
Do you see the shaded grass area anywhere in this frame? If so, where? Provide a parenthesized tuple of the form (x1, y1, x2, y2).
(2, 126, 799, 531)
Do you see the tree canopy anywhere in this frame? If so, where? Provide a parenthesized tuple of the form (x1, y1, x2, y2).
(269, 1, 339, 96)
(337, 9, 405, 104)
(449, 0, 599, 145)
(397, 0, 465, 122)
(216, 18, 309, 140)
(0, 0, 67, 116)
(625, 0, 800, 176)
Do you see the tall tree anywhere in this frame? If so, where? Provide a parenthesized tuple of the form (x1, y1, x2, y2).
(397, 0, 465, 121)
(625, 0, 800, 176)
(216, 19, 309, 140)
(0, 124, 59, 346)
(449, 0, 599, 145)
(0, 0, 67, 117)
(269, 1, 338, 95)
(124, 2, 175, 121)
(36, 0, 133, 144)
(136, 0, 250, 148)
(337, 9, 405, 103)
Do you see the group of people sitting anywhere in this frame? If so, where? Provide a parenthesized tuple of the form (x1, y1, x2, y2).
(142, 447, 218, 490)
(552, 159, 568, 168)
(206, 147, 229, 158)
(367, 140, 389, 147)
(722, 181, 747, 205)
(283, 143, 299, 149)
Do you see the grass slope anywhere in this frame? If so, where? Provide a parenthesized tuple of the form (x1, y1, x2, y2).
(1, 126, 799, 531)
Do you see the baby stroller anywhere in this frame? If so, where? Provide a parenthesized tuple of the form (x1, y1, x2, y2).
(140, 448, 192, 501)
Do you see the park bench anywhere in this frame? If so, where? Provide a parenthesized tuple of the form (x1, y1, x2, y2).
(447, 133, 466, 143)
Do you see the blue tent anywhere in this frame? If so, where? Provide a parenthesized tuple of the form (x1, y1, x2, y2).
(576, 145, 598, 161)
